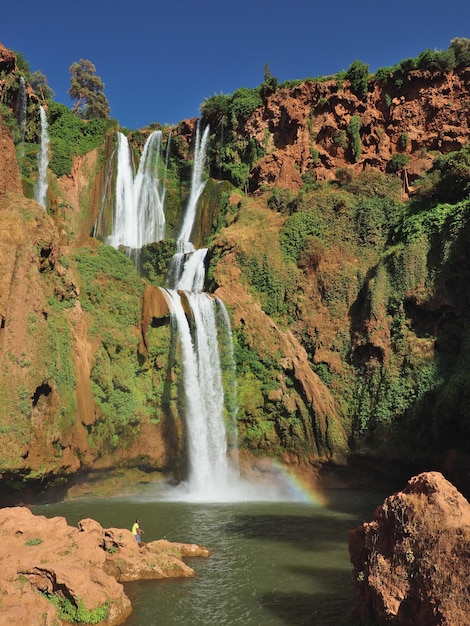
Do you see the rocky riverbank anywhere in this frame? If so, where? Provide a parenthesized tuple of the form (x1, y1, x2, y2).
(0, 506, 209, 625)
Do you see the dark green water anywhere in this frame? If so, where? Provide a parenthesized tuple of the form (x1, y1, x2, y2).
(34, 488, 384, 625)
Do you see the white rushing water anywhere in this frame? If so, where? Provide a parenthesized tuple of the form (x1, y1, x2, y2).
(104, 122, 272, 501)
(35, 105, 49, 209)
(107, 130, 166, 249)
(177, 123, 210, 242)
(161, 121, 258, 501)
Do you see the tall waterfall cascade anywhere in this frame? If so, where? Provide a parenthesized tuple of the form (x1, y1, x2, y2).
(106, 130, 167, 250)
(103, 124, 296, 502)
(35, 105, 49, 209)
(161, 121, 248, 501)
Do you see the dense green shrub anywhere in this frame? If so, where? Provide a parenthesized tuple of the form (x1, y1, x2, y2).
(431, 144, 470, 203)
(450, 37, 470, 68)
(374, 65, 399, 83)
(333, 129, 348, 149)
(417, 48, 456, 73)
(229, 88, 262, 119)
(260, 75, 278, 99)
(387, 153, 409, 173)
(352, 361, 440, 442)
(345, 60, 370, 99)
(355, 197, 403, 247)
(220, 160, 250, 189)
(199, 93, 230, 122)
(347, 169, 402, 200)
(0, 103, 20, 142)
(280, 210, 325, 262)
(240, 252, 298, 319)
(267, 187, 295, 214)
(48, 102, 114, 176)
(140, 240, 177, 286)
(399, 199, 470, 254)
(347, 115, 362, 163)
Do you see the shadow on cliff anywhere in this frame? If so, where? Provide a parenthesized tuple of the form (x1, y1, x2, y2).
(344, 202, 470, 497)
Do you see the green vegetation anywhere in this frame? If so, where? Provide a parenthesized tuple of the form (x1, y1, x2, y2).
(68, 59, 110, 119)
(48, 102, 114, 176)
(200, 86, 265, 190)
(242, 253, 297, 317)
(25, 537, 43, 546)
(280, 210, 325, 262)
(140, 240, 177, 286)
(387, 153, 409, 173)
(71, 245, 168, 450)
(347, 115, 362, 163)
(374, 38, 470, 88)
(345, 146, 470, 454)
(345, 60, 370, 99)
(43, 593, 109, 624)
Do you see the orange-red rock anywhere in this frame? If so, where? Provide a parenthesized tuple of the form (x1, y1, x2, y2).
(349, 471, 470, 625)
(0, 506, 209, 625)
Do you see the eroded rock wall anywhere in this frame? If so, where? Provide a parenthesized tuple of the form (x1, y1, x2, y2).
(349, 471, 470, 625)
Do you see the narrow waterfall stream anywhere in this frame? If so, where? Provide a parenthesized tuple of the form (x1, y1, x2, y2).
(35, 105, 49, 209)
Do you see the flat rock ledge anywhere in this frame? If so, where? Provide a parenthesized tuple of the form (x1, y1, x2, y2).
(0, 506, 210, 625)
(349, 471, 470, 626)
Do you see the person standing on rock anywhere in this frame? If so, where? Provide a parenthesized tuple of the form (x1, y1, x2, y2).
(132, 518, 145, 545)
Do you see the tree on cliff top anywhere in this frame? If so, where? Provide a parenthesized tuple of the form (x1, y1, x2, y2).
(68, 59, 110, 120)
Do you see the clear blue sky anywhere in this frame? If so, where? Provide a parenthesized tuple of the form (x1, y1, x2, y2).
(2, 0, 469, 130)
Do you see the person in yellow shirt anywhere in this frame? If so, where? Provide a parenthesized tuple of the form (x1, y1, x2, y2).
(131, 518, 145, 545)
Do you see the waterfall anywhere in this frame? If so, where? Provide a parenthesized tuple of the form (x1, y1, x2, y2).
(166, 244, 207, 292)
(35, 105, 49, 209)
(160, 121, 247, 500)
(106, 130, 166, 250)
(177, 123, 210, 242)
(163, 289, 237, 498)
(98, 121, 299, 502)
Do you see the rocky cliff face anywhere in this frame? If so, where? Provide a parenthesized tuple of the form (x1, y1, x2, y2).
(242, 67, 470, 191)
(349, 472, 470, 625)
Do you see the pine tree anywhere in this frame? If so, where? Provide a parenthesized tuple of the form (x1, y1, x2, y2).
(68, 59, 110, 119)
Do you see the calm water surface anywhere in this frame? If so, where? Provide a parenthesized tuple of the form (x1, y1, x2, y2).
(34, 487, 384, 625)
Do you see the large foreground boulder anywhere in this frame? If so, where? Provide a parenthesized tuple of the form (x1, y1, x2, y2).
(349, 471, 470, 625)
(0, 506, 209, 625)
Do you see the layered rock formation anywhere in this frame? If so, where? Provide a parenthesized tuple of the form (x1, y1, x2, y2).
(0, 506, 209, 625)
(349, 471, 470, 625)
(244, 68, 470, 191)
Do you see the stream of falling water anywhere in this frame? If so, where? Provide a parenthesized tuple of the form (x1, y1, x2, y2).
(102, 123, 265, 501)
(35, 105, 49, 209)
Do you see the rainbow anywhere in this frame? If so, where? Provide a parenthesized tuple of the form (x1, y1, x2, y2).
(252, 458, 328, 506)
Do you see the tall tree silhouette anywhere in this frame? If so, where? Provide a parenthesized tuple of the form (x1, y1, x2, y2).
(68, 59, 110, 119)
